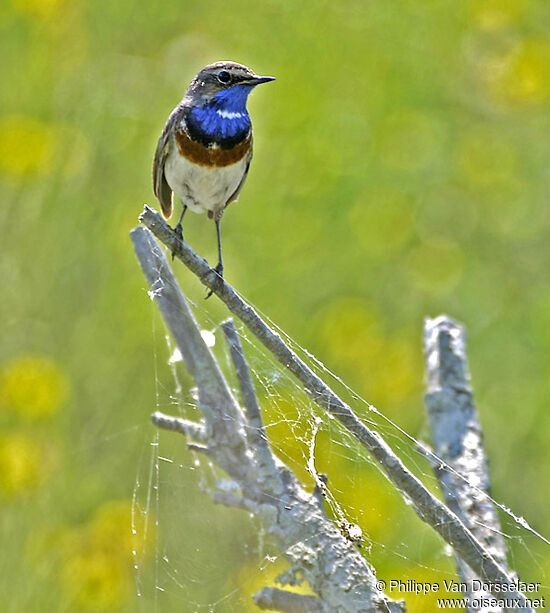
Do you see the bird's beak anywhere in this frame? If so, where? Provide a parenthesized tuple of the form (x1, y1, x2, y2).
(248, 75, 276, 86)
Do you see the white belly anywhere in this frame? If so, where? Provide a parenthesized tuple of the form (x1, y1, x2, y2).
(164, 148, 247, 216)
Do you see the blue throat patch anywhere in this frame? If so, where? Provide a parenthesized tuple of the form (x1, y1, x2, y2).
(188, 84, 253, 146)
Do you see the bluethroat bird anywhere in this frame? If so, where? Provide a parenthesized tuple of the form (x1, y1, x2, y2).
(152, 61, 275, 293)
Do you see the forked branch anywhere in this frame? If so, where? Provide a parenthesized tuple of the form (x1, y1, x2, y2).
(136, 205, 531, 611)
(131, 225, 403, 613)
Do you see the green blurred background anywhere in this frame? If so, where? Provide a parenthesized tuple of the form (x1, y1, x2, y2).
(2, 0, 550, 610)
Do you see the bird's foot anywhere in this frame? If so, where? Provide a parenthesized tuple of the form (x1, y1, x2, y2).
(205, 262, 224, 299)
(171, 223, 184, 259)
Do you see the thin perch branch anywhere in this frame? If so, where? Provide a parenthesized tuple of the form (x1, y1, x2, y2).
(138, 206, 531, 609)
(221, 318, 282, 493)
(221, 318, 266, 438)
(424, 315, 510, 611)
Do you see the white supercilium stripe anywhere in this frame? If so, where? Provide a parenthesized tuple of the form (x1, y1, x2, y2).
(216, 109, 246, 119)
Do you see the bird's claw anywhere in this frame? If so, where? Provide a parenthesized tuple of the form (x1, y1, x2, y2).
(171, 223, 184, 260)
(205, 263, 224, 299)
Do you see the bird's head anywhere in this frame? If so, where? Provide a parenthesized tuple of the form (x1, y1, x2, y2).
(185, 61, 275, 112)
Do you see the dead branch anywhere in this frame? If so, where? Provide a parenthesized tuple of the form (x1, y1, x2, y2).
(136, 206, 531, 611)
(424, 316, 510, 612)
(131, 225, 403, 613)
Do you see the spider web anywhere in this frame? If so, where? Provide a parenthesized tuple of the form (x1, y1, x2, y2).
(131, 284, 550, 612)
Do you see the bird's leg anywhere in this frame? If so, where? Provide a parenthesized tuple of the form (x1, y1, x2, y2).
(214, 219, 224, 278)
(172, 205, 187, 259)
(205, 219, 224, 299)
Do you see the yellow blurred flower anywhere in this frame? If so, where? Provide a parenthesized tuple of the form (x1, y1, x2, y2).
(0, 115, 57, 177)
(60, 551, 131, 611)
(317, 298, 385, 373)
(407, 239, 464, 295)
(37, 499, 151, 610)
(373, 338, 420, 406)
(0, 355, 68, 421)
(0, 433, 44, 496)
(469, 0, 527, 31)
(263, 396, 312, 482)
(376, 110, 445, 173)
(415, 183, 478, 241)
(488, 41, 550, 106)
(389, 566, 456, 613)
(331, 469, 399, 542)
(56, 123, 91, 178)
(483, 181, 547, 240)
(11, 0, 67, 18)
(349, 187, 415, 258)
(90, 499, 154, 563)
(234, 559, 315, 613)
(313, 299, 420, 406)
(455, 128, 518, 188)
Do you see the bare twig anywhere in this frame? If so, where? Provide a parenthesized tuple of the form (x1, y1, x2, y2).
(186, 442, 211, 455)
(221, 318, 282, 493)
(137, 206, 531, 609)
(424, 316, 510, 612)
(151, 411, 206, 442)
(220, 318, 267, 440)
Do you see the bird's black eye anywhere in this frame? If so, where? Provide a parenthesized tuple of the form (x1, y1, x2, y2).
(217, 70, 231, 84)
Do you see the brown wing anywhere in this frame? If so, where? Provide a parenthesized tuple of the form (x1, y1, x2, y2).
(153, 104, 185, 219)
(224, 138, 253, 210)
